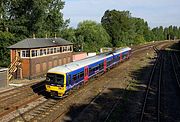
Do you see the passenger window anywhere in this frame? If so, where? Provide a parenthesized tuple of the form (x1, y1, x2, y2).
(99, 63, 103, 69)
(80, 72, 84, 78)
(73, 75, 77, 81)
(96, 66, 98, 70)
(89, 68, 93, 74)
(77, 74, 80, 79)
(93, 67, 96, 71)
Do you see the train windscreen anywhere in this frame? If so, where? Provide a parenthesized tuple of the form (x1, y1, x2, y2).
(46, 73, 64, 87)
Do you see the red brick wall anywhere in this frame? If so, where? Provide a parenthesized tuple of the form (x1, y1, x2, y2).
(21, 52, 73, 79)
(11, 50, 16, 62)
(21, 59, 30, 78)
(10, 49, 73, 79)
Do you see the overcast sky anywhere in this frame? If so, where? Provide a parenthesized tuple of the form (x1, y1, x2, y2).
(62, 0, 180, 28)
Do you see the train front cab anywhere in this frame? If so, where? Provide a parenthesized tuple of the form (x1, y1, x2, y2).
(45, 72, 66, 97)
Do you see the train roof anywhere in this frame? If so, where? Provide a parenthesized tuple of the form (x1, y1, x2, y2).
(113, 47, 131, 55)
(48, 47, 131, 74)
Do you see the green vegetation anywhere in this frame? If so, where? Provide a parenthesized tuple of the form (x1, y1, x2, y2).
(75, 20, 112, 52)
(0, 31, 15, 66)
(0, 0, 68, 67)
(0, 1, 180, 67)
(101, 10, 180, 47)
(60, 21, 112, 52)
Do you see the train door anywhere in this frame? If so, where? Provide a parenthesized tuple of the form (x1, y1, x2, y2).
(84, 66, 89, 82)
(104, 59, 107, 72)
(120, 53, 122, 62)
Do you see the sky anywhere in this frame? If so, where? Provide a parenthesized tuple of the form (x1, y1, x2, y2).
(62, 0, 180, 28)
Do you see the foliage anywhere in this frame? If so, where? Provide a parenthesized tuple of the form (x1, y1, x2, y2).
(1, 4, 180, 67)
(0, 0, 68, 36)
(60, 27, 77, 43)
(0, 0, 68, 67)
(101, 9, 180, 47)
(101, 10, 151, 46)
(0, 31, 16, 67)
(75, 20, 112, 52)
(101, 10, 133, 46)
(152, 26, 164, 41)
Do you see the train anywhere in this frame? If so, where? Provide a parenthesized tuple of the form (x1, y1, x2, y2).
(45, 47, 132, 97)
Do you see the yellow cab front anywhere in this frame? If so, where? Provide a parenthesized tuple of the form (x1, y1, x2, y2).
(45, 72, 66, 97)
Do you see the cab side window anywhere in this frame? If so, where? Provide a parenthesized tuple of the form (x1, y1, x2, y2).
(67, 75, 71, 86)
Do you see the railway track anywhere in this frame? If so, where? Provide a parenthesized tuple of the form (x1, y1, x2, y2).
(1, 68, 121, 121)
(139, 44, 180, 122)
(52, 43, 161, 122)
(67, 75, 122, 122)
(0, 81, 46, 119)
(9, 75, 112, 121)
(0, 82, 36, 99)
(139, 47, 164, 122)
(174, 52, 180, 67)
(9, 98, 59, 122)
(102, 43, 169, 122)
(0, 41, 172, 121)
(171, 52, 180, 88)
(14, 43, 156, 122)
(103, 81, 132, 122)
(53, 45, 161, 122)
(157, 51, 164, 122)
(161, 50, 180, 121)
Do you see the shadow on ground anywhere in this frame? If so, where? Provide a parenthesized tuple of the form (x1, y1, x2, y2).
(169, 40, 180, 50)
(30, 80, 51, 98)
(59, 41, 180, 122)
(62, 88, 143, 122)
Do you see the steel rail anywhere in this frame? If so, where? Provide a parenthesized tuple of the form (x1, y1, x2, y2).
(0, 43, 165, 120)
(157, 52, 164, 122)
(139, 48, 161, 122)
(171, 53, 180, 88)
(174, 52, 180, 67)
(52, 44, 157, 122)
(0, 85, 46, 118)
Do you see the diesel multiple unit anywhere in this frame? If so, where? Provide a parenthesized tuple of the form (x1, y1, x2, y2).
(45, 47, 131, 97)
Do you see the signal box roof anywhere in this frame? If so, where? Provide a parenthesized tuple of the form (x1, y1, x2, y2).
(8, 38, 73, 49)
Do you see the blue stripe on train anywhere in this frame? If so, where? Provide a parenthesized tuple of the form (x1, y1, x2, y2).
(65, 50, 129, 92)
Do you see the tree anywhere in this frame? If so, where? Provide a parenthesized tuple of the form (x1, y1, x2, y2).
(101, 10, 133, 47)
(0, 0, 69, 67)
(0, 0, 68, 37)
(101, 10, 153, 46)
(60, 27, 77, 43)
(76, 20, 112, 52)
(151, 26, 164, 41)
(172, 26, 178, 39)
(132, 18, 152, 43)
(0, 31, 16, 66)
(178, 27, 180, 39)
